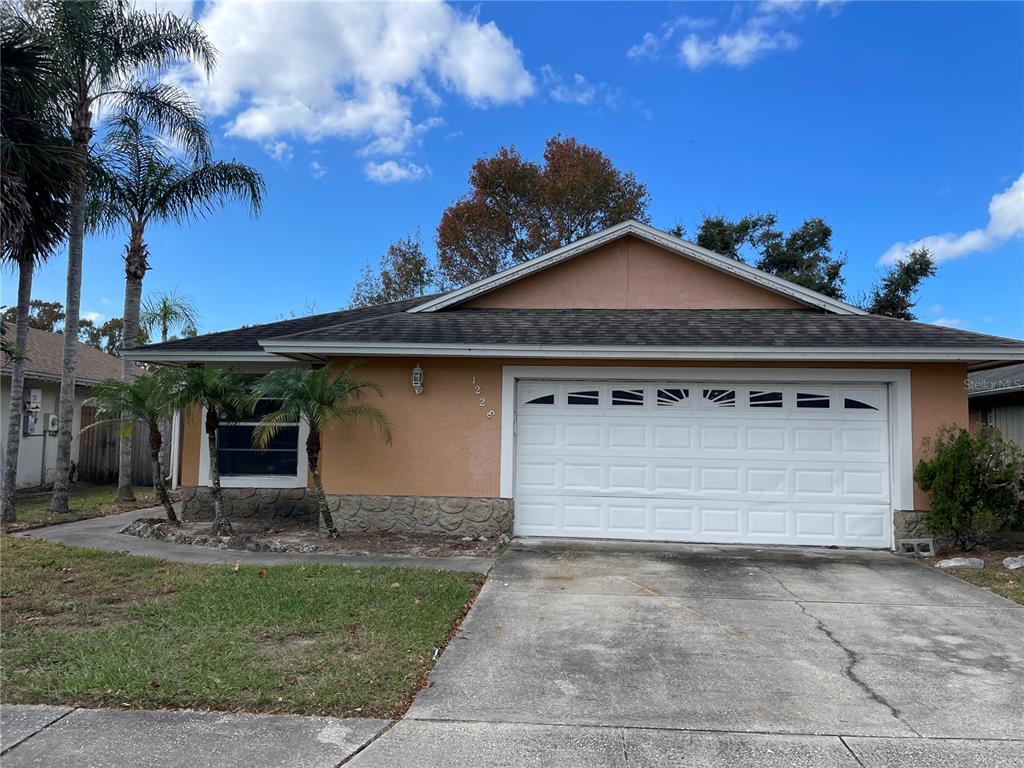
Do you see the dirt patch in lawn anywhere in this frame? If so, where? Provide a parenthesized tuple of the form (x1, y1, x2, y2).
(119, 516, 502, 558)
(920, 546, 1023, 606)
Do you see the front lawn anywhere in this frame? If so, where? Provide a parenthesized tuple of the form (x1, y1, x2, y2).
(0, 537, 483, 717)
(8, 484, 159, 529)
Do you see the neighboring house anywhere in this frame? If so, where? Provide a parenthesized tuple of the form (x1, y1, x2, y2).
(1, 324, 122, 488)
(969, 363, 1024, 446)
(128, 221, 1024, 550)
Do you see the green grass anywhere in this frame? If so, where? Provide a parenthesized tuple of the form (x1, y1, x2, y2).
(10, 484, 159, 529)
(950, 569, 1024, 606)
(0, 537, 483, 717)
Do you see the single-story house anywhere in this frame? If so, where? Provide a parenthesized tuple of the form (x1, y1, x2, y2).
(968, 362, 1024, 446)
(1, 324, 122, 487)
(128, 221, 1024, 550)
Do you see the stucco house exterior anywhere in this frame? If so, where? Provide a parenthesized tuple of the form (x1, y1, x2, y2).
(128, 221, 1024, 550)
(968, 363, 1024, 446)
(1, 324, 122, 488)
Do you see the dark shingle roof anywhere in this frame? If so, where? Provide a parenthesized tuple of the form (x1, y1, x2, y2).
(134, 296, 436, 353)
(968, 363, 1024, 396)
(273, 308, 1024, 350)
(131, 303, 1024, 358)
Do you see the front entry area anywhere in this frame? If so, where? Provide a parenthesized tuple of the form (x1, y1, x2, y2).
(513, 378, 893, 548)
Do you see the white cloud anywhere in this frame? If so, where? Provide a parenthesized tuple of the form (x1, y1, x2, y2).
(82, 311, 104, 324)
(880, 172, 1024, 265)
(927, 304, 943, 315)
(627, 16, 715, 60)
(176, 1, 533, 158)
(631, 2, 831, 70)
(263, 141, 293, 163)
(364, 160, 429, 184)
(542, 67, 596, 106)
(310, 161, 327, 180)
(680, 23, 799, 70)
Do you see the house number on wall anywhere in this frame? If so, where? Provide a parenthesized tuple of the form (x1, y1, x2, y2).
(472, 377, 496, 418)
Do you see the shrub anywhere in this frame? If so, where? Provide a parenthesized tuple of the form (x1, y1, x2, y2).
(914, 426, 1024, 550)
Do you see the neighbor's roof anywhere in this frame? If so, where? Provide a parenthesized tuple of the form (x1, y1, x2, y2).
(968, 363, 1024, 397)
(1, 324, 123, 385)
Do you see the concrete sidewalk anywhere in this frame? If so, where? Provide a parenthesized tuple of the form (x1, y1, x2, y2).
(0, 705, 390, 768)
(17, 508, 493, 573)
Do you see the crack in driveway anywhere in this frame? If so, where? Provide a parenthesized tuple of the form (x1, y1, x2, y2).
(796, 602, 921, 737)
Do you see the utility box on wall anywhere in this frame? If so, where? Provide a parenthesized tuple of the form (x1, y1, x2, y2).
(22, 388, 42, 436)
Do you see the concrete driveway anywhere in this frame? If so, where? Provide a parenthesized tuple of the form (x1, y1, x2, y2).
(352, 540, 1024, 767)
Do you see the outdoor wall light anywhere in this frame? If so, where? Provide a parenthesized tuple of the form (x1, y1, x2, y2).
(411, 364, 424, 395)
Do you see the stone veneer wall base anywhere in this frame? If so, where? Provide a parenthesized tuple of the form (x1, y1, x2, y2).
(179, 487, 513, 538)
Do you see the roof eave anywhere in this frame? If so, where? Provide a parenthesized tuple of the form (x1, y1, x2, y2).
(258, 340, 1024, 362)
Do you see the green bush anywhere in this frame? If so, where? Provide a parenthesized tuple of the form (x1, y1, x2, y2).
(914, 426, 1024, 550)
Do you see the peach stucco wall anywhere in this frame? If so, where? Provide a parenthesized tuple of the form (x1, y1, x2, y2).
(176, 359, 968, 511)
(464, 236, 807, 310)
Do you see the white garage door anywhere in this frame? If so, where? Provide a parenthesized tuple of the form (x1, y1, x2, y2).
(513, 380, 892, 548)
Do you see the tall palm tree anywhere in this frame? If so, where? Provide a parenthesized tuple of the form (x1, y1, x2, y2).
(14, 0, 216, 515)
(253, 365, 393, 538)
(140, 291, 199, 343)
(91, 115, 264, 502)
(173, 367, 254, 536)
(1, 16, 75, 523)
(83, 367, 183, 522)
(140, 289, 201, 479)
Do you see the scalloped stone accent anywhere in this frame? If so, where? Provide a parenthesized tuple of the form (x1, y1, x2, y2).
(179, 487, 513, 538)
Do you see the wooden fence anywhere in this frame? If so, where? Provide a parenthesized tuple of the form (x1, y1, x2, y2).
(76, 406, 154, 486)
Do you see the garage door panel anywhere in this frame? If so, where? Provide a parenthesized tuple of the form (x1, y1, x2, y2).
(516, 494, 891, 546)
(514, 380, 892, 548)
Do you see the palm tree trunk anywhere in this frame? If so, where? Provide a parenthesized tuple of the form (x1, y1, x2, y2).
(205, 411, 231, 536)
(1, 261, 34, 523)
(158, 327, 171, 488)
(117, 228, 147, 502)
(50, 110, 91, 515)
(149, 427, 176, 523)
(306, 431, 338, 537)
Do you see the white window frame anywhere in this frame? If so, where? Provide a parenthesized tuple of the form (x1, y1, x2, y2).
(500, 365, 914, 547)
(197, 405, 309, 489)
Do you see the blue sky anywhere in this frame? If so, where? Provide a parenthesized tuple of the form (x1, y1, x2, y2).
(15, 1, 1024, 339)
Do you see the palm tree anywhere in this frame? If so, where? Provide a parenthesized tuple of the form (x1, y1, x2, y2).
(1, 17, 75, 523)
(83, 368, 183, 522)
(140, 291, 200, 343)
(139, 290, 201, 479)
(13, 0, 216, 516)
(91, 115, 264, 503)
(253, 365, 393, 538)
(173, 367, 254, 536)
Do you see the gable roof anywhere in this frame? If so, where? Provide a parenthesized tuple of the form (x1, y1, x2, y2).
(124, 220, 1024, 368)
(410, 220, 867, 316)
(1, 324, 123, 385)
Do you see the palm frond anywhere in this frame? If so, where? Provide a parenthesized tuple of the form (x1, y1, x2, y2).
(114, 80, 210, 161)
(159, 160, 265, 224)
